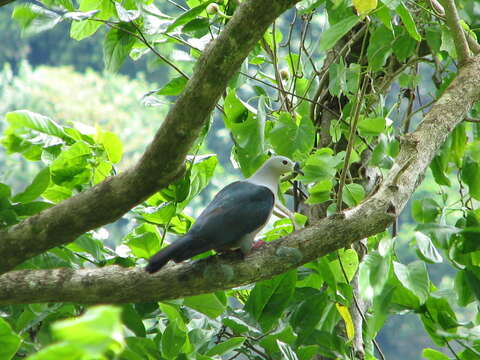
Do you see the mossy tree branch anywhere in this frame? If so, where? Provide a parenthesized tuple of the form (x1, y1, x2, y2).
(0, 0, 301, 275)
(2, 54, 480, 304)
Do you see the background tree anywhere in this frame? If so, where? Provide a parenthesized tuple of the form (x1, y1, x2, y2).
(1, 0, 480, 359)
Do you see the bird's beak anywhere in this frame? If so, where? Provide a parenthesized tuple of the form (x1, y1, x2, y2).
(293, 162, 304, 176)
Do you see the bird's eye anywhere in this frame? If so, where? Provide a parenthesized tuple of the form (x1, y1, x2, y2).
(282, 160, 288, 165)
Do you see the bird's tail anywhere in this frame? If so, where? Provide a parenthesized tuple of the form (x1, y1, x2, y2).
(145, 234, 193, 273)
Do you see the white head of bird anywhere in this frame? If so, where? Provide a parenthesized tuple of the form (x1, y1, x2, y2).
(247, 156, 300, 196)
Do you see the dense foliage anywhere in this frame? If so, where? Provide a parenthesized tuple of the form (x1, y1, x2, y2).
(1, 0, 480, 360)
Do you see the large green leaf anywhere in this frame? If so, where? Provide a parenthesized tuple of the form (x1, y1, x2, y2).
(393, 261, 429, 304)
(124, 224, 161, 259)
(224, 89, 266, 176)
(0, 318, 21, 360)
(104, 25, 136, 73)
(183, 293, 226, 318)
(52, 306, 124, 356)
(99, 131, 122, 163)
(298, 148, 343, 183)
(161, 319, 187, 359)
(358, 251, 391, 301)
(290, 292, 328, 333)
(13, 167, 50, 203)
(50, 142, 92, 188)
(395, 2, 421, 41)
(269, 112, 315, 160)
(5, 110, 70, 142)
(319, 15, 360, 51)
(461, 155, 480, 200)
(70, 0, 114, 40)
(205, 337, 245, 356)
(342, 183, 365, 207)
(415, 231, 443, 264)
(367, 25, 394, 71)
(156, 76, 188, 96)
(121, 304, 146, 338)
(245, 271, 297, 331)
(357, 116, 386, 136)
(412, 198, 440, 223)
(422, 348, 450, 360)
(12, 4, 62, 36)
(26, 343, 83, 360)
(166, 1, 213, 32)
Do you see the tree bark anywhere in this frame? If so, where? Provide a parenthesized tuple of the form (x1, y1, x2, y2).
(0, 0, 300, 275)
(1, 53, 480, 304)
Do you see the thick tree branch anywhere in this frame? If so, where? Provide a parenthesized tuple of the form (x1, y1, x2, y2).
(441, 0, 470, 65)
(0, 0, 300, 275)
(2, 54, 480, 304)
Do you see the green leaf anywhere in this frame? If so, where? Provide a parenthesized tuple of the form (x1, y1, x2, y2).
(104, 25, 136, 73)
(161, 319, 186, 359)
(0, 318, 21, 360)
(415, 231, 443, 264)
(464, 268, 480, 301)
(5, 110, 69, 141)
(12, 201, 53, 216)
(450, 122, 466, 167)
(329, 249, 359, 283)
(358, 116, 386, 136)
(367, 25, 394, 71)
(26, 343, 83, 360)
(359, 251, 391, 301)
(319, 15, 360, 51)
(393, 261, 429, 304)
(298, 148, 343, 183)
(224, 89, 266, 176)
(396, 2, 421, 41)
(70, 0, 114, 40)
(205, 337, 246, 356)
(430, 152, 451, 186)
(269, 112, 315, 160)
(343, 183, 365, 207)
(166, 1, 213, 32)
(0, 184, 11, 199)
(179, 155, 217, 209)
(184, 293, 226, 318)
(100, 131, 122, 163)
(124, 224, 161, 259)
(290, 292, 328, 333)
(328, 60, 346, 96)
(305, 179, 332, 205)
(52, 306, 124, 356)
(277, 340, 299, 360)
(50, 142, 92, 188)
(375, 4, 392, 31)
(245, 271, 297, 331)
(121, 304, 146, 337)
(157, 76, 188, 96)
(13, 167, 50, 203)
(139, 202, 177, 225)
(42, 185, 72, 203)
(455, 270, 475, 307)
(422, 348, 450, 360)
(461, 155, 480, 200)
(412, 198, 440, 223)
(12, 4, 62, 36)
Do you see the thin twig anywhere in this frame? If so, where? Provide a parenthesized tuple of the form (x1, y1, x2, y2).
(441, 0, 470, 65)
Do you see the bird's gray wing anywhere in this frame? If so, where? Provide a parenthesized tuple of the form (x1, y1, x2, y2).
(172, 181, 274, 261)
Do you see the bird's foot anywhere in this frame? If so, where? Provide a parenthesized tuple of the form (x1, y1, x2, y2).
(251, 240, 267, 250)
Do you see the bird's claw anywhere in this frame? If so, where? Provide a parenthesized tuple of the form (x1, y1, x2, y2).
(251, 240, 267, 250)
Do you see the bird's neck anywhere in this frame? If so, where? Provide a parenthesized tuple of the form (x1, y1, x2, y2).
(247, 168, 280, 197)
